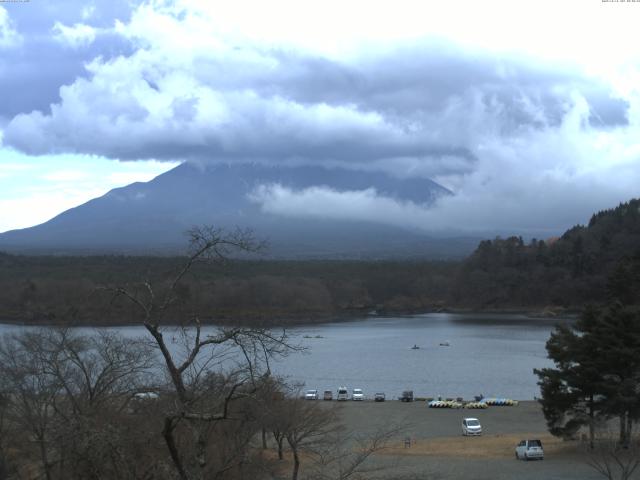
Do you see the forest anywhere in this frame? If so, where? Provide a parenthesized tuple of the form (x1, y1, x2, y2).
(0, 198, 639, 326)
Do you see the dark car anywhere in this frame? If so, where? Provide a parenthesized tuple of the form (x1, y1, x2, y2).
(400, 390, 414, 402)
(323, 390, 333, 401)
(374, 392, 386, 402)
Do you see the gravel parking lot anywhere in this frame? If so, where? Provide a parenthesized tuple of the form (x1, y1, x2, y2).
(328, 400, 605, 479)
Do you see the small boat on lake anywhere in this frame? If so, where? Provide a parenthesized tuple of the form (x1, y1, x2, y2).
(439, 341, 451, 347)
(411, 344, 420, 350)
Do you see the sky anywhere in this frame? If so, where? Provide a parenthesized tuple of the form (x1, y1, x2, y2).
(1, 0, 639, 234)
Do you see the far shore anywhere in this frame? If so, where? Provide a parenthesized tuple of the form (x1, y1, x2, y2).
(0, 306, 580, 328)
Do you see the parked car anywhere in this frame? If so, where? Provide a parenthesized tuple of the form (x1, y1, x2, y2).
(323, 390, 333, 401)
(462, 417, 482, 436)
(374, 392, 386, 402)
(128, 391, 160, 414)
(305, 389, 318, 400)
(133, 392, 159, 401)
(515, 439, 544, 460)
(400, 390, 414, 402)
(352, 388, 364, 401)
(337, 387, 349, 401)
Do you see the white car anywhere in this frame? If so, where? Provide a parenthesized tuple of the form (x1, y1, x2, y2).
(462, 417, 482, 436)
(305, 389, 318, 400)
(352, 388, 364, 401)
(133, 392, 159, 400)
(515, 439, 544, 460)
(337, 387, 349, 401)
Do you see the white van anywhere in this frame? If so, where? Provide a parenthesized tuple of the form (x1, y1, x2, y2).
(515, 439, 544, 460)
(462, 417, 482, 436)
(337, 387, 349, 401)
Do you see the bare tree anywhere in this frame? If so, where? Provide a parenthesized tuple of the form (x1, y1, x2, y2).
(279, 397, 340, 480)
(0, 391, 11, 480)
(266, 395, 412, 480)
(0, 331, 61, 480)
(34, 329, 156, 414)
(252, 376, 288, 457)
(270, 402, 288, 461)
(585, 432, 640, 480)
(307, 424, 407, 480)
(105, 226, 300, 480)
(0, 328, 159, 480)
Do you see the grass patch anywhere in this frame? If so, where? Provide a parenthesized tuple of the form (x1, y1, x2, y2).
(383, 433, 580, 459)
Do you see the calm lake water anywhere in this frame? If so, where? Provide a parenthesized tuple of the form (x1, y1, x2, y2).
(0, 313, 567, 400)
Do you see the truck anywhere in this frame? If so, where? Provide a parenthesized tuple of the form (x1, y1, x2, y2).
(400, 390, 414, 402)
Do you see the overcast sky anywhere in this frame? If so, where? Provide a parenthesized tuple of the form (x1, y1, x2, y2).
(1, 0, 639, 234)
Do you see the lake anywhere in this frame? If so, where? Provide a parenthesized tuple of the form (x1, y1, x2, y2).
(278, 313, 567, 400)
(0, 313, 567, 400)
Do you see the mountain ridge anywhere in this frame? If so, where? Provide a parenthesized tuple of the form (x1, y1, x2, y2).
(0, 162, 479, 259)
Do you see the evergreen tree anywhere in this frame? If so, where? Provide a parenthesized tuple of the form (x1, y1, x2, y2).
(535, 307, 605, 448)
(536, 303, 640, 448)
(607, 255, 640, 305)
(591, 303, 640, 446)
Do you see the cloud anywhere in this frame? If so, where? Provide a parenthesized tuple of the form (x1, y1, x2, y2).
(52, 22, 98, 48)
(251, 96, 640, 235)
(250, 183, 429, 228)
(0, 0, 135, 118)
(0, 162, 32, 179)
(41, 169, 91, 182)
(3, 16, 628, 173)
(0, 6, 21, 48)
(81, 5, 96, 21)
(1, 0, 639, 235)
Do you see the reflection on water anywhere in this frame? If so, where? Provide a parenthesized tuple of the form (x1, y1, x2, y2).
(0, 313, 569, 400)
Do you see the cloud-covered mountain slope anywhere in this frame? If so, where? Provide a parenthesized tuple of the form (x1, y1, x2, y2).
(0, 162, 479, 258)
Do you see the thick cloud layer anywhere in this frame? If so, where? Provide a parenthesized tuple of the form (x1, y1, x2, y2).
(1, 1, 639, 235)
(0, 1, 133, 120)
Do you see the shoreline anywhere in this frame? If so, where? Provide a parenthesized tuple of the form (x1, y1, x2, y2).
(0, 306, 581, 328)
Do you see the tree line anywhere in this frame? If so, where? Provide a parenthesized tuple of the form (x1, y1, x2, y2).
(1, 198, 640, 326)
(452, 198, 640, 309)
(0, 254, 456, 326)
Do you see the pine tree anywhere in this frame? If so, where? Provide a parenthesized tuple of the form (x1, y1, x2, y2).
(535, 308, 604, 448)
(536, 304, 640, 448)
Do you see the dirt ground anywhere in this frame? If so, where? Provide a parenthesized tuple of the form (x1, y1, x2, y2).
(326, 400, 612, 480)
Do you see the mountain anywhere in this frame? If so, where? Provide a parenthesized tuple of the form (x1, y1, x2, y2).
(0, 162, 479, 258)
